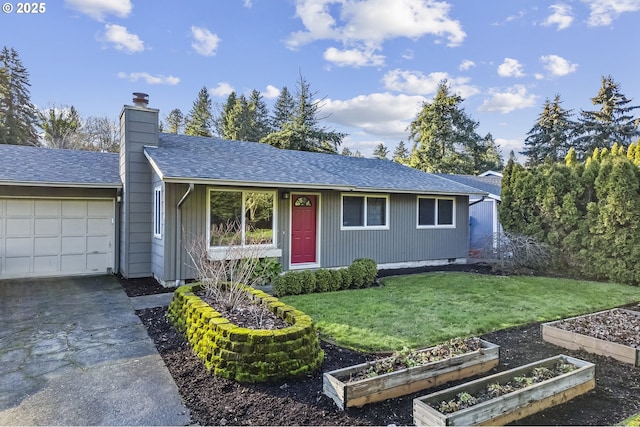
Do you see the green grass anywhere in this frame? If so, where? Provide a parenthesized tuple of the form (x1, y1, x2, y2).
(281, 272, 640, 352)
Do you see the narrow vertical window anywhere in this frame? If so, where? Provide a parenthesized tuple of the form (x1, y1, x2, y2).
(154, 187, 162, 238)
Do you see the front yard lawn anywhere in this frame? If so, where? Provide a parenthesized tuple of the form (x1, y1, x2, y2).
(281, 272, 640, 352)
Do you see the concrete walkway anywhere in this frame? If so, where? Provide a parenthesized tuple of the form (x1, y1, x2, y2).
(0, 275, 190, 426)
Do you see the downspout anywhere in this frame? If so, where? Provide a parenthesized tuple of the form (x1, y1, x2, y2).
(175, 183, 194, 286)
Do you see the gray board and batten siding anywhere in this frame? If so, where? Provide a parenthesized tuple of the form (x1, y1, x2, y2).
(154, 183, 470, 283)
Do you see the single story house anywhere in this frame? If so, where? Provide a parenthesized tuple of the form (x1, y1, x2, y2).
(0, 94, 486, 284)
(436, 173, 503, 253)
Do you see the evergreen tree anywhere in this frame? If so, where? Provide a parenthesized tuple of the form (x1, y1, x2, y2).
(163, 108, 184, 134)
(0, 46, 38, 145)
(221, 92, 249, 140)
(261, 71, 344, 153)
(521, 95, 575, 166)
(38, 104, 82, 149)
(185, 86, 213, 137)
(271, 86, 294, 131)
(576, 75, 640, 154)
(472, 133, 504, 173)
(341, 146, 353, 156)
(246, 89, 271, 142)
(407, 80, 487, 174)
(392, 140, 410, 164)
(372, 143, 389, 159)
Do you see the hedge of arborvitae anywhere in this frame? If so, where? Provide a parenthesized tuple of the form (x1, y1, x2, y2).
(167, 285, 324, 383)
(500, 143, 640, 284)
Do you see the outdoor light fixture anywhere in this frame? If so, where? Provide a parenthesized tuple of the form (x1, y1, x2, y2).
(282, 191, 290, 199)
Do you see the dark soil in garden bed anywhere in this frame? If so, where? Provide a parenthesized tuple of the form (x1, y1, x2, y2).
(122, 269, 640, 426)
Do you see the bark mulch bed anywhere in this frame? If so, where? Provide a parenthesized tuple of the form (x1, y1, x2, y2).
(121, 269, 640, 426)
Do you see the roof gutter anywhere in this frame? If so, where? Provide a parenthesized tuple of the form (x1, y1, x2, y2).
(175, 182, 194, 286)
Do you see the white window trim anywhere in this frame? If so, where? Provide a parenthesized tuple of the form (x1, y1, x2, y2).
(206, 187, 279, 251)
(340, 193, 390, 230)
(416, 196, 456, 229)
(153, 186, 162, 238)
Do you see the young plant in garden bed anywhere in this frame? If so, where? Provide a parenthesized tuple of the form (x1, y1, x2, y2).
(185, 223, 284, 330)
(348, 337, 482, 383)
(436, 361, 577, 414)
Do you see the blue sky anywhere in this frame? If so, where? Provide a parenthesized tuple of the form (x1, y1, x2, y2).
(2, 0, 639, 160)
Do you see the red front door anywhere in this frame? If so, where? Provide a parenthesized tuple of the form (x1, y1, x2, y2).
(291, 195, 317, 264)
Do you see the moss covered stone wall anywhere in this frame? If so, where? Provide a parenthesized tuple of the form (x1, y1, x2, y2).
(167, 284, 324, 382)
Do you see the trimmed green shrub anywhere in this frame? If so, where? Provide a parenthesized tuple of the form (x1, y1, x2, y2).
(315, 269, 333, 292)
(349, 261, 367, 288)
(329, 269, 344, 291)
(353, 258, 378, 285)
(339, 268, 353, 289)
(299, 270, 317, 294)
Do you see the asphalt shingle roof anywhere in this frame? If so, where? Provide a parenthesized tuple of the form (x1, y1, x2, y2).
(436, 174, 502, 198)
(146, 134, 486, 196)
(0, 144, 121, 187)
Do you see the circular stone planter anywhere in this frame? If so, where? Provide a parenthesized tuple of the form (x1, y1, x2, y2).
(167, 284, 324, 383)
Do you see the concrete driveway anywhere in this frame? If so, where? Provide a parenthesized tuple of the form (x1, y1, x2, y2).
(0, 275, 190, 426)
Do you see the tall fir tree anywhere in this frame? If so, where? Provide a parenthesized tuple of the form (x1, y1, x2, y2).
(163, 108, 184, 134)
(261, 71, 344, 153)
(521, 94, 575, 166)
(407, 80, 491, 174)
(0, 46, 38, 145)
(246, 89, 271, 142)
(576, 75, 640, 154)
(372, 143, 389, 159)
(271, 86, 295, 131)
(392, 140, 410, 164)
(185, 86, 213, 137)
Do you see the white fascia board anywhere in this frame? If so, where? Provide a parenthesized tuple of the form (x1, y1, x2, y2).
(0, 180, 122, 189)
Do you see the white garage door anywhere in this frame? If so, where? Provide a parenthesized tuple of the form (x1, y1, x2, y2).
(0, 198, 115, 279)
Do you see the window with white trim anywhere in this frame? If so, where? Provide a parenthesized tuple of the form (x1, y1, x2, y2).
(153, 186, 162, 238)
(341, 194, 389, 229)
(417, 196, 455, 228)
(208, 189, 276, 247)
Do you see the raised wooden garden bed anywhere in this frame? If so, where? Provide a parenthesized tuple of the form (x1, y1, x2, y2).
(323, 338, 499, 410)
(413, 354, 595, 426)
(542, 308, 640, 366)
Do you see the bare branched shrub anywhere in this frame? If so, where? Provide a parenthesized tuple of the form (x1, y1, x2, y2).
(477, 231, 552, 271)
(185, 222, 271, 314)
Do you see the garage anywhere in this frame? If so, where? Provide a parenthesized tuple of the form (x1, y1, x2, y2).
(0, 198, 116, 279)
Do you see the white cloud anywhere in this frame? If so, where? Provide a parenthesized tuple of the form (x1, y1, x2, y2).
(478, 85, 538, 114)
(263, 85, 280, 99)
(65, 0, 131, 21)
(495, 138, 524, 160)
(459, 60, 476, 71)
(323, 92, 425, 139)
(191, 26, 221, 56)
(286, 0, 466, 57)
(497, 58, 525, 78)
(323, 46, 385, 67)
(542, 4, 574, 30)
(209, 82, 234, 97)
(382, 69, 480, 99)
(102, 24, 144, 53)
(582, 0, 640, 26)
(117, 72, 180, 85)
(540, 54, 578, 76)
